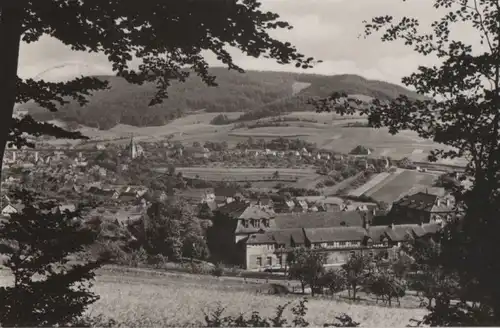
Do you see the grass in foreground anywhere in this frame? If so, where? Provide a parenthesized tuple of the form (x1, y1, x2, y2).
(84, 269, 427, 327)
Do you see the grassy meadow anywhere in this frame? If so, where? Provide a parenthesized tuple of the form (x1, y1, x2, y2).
(0, 267, 427, 327)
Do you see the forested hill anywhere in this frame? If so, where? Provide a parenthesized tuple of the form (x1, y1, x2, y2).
(24, 67, 424, 130)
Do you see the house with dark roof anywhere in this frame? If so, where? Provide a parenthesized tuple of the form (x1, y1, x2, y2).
(377, 191, 455, 226)
(245, 228, 304, 270)
(206, 201, 276, 265)
(214, 187, 240, 205)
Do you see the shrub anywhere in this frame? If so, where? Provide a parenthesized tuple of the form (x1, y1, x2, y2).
(203, 299, 360, 327)
(211, 263, 225, 277)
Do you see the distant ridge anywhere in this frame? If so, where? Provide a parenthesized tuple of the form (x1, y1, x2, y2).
(23, 67, 424, 130)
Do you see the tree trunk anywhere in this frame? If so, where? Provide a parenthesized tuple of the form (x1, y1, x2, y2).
(352, 284, 357, 301)
(0, 3, 23, 173)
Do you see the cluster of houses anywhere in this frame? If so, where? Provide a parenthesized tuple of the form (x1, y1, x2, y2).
(204, 189, 455, 271)
(200, 188, 377, 215)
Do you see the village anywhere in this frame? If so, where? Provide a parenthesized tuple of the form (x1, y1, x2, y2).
(0, 134, 459, 272)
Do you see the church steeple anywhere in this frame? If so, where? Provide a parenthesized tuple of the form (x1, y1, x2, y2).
(130, 134, 137, 159)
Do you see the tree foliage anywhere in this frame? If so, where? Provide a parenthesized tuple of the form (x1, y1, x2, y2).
(137, 200, 209, 261)
(341, 253, 373, 301)
(287, 247, 327, 296)
(310, 0, 500, 325)
(0, 190, 106, 327)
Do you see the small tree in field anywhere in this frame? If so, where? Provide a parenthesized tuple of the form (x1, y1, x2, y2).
(0, 190, 107, 327)
(341, 253, 372, 301)
(288, 247, 326, 296)
(365, 267, 406, 307)
(318, 269, 347, 297)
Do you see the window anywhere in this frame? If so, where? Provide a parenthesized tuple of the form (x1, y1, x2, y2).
(263, 219, 270, 227)
(267, 256, 272, 266)
(327, 242, 334, 247)
(242, 220, 249, 228)
(369, 252, 374, 258)
(256, 257, 262, 267)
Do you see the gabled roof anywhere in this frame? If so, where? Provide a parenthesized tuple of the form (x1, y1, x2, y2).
(214, 187, 239, 197)
(366, 225, 389, 243)
(217, 202, 274, 219)
(246, 232, 275, 245)
(393, 192, 438, 211)
(216, 201, 248, 215)
(238, 205, 275, 219)
(274, 211, 366, 230)
(304, 226, 367, 243)
(384, 224, 417, 242)
(247, 228, 306, 246)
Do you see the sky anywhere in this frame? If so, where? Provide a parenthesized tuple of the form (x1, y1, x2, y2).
(18, 0, 474, 86)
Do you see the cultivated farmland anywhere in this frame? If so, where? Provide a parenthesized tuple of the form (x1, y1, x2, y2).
(155, 167, 317, 182)
(353, 169, 439, 203)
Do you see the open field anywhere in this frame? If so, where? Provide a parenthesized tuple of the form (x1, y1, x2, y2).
(348, 172, 392, 197)
(358, 169, 439, 203)
(155, 167, 318, 182)
(0, 267, 426, 327)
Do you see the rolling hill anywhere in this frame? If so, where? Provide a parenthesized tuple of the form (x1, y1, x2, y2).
(23, 67, 424, 130)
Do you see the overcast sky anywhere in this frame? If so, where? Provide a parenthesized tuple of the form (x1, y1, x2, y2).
(18, 0, 475, 86)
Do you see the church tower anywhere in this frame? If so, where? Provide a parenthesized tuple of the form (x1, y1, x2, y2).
(130, 135, 137, 159)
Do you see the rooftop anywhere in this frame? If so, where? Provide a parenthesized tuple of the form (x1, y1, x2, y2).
(274, 211, 368, 230)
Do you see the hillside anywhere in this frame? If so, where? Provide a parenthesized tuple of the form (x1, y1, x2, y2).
(23, 67, 424, 130)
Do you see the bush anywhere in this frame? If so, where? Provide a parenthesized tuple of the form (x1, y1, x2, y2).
(203, 299, 360, 327)
(210, 114, 232, 125)
(211, 263, 225, 277)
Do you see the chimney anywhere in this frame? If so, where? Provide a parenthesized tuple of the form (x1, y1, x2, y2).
(446, 198, 450, 207)
(78, 152, 82, 159)
(390, 222, 395, 230)
(34, 151, 38, 163)
(437, 199, 441, 206)
(425, 188, 428, 194)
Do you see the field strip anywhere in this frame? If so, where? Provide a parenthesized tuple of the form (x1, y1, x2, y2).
(364, 169, 405, 197)
(348, 172, 391, 197)
(174, 167, 316, 173)
(228, 132, 311, 137)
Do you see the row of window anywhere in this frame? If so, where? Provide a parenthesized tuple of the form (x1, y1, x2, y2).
(255, 251, 387, 267)
(256, 255, 284, 267)
(242, 219, 270, 228)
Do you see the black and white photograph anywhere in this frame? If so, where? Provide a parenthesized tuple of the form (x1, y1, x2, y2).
(0, 0, 497, 326)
